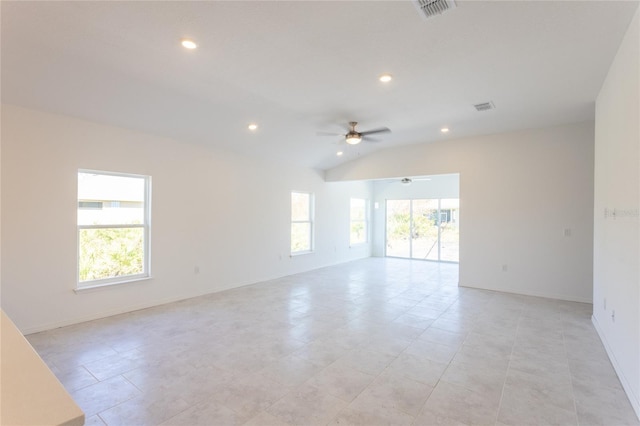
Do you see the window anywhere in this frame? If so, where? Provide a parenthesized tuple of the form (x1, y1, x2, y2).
(77, 170, 151, 288)
(350, 198, 368, 245)
(291, 191, 314, 254)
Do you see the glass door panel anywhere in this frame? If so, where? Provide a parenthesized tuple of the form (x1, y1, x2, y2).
(411, 199, 439, 260)
(439, 198, 460, 262)
(385, 200, 411, 258)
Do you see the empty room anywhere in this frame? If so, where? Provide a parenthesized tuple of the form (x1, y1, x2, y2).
(1, 1, 639, 425)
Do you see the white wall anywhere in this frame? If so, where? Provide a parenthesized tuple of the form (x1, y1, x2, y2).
(371, 174, 460, 257)
(327, 122, 595, 303)
(593, 7, 640, 418)
(0, 105, 372, 333)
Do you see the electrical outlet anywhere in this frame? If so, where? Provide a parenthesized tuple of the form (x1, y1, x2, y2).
(194, 266, 200, 274)
(501, 264, 508, 272)
(563, 228, 571, 237)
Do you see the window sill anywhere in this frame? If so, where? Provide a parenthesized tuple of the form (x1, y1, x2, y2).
(290, 250, 314, 257)
(74, 276, 153, 293)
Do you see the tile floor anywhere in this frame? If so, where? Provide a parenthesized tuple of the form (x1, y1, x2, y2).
(27, 258, 639, 426)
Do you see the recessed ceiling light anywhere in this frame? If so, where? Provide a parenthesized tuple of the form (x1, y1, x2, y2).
(379, 73, 393, 83)
(181, 39, 197, 49)
(336, 151, 344, 157)
(441, 127, 450, 133)
(248, 123, 258, 131)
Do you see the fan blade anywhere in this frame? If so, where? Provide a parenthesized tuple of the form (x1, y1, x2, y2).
(360, 127, 391, 136)
(363, 137, 382, 143)
(317, 131, 344, 137)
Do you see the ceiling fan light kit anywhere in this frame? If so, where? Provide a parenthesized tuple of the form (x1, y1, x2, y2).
(346, 121, 363, 145)
(319, 121, 390, 147)
(345, 134, 362, 145)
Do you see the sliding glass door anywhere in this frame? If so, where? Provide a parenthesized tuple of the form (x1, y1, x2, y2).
(411, 199, 439, 260)
(439, 198, 460, 262)
(385, 198, 459, 262)
(385, 200, 411, 258)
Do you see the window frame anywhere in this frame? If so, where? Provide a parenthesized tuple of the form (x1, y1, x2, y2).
(290, 191, 314, 255)
(349, 197, 369, 247)
(77, 169, 152, 289)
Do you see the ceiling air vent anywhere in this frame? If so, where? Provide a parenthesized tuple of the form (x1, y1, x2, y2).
(474, 101, 495, 112)
(413, 0, 457, 20)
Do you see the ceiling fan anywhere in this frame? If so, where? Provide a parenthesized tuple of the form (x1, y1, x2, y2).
(318, 121, 391, 145)
(398, 177, 432, 185)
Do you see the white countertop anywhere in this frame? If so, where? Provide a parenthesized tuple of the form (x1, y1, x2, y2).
(1, 310, 85, 426)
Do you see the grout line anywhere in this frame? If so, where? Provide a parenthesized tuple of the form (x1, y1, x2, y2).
(96, 413, 108, 426)
(494, 312, 519, 426)
(562, 319, 581, 424)
(81, 364, 101, 384)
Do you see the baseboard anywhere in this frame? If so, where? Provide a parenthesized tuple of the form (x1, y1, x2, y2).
(21, 292, 210, 335)
(22, 255, 371, 335)
(459, 282, 593, 304)
(592, 315, 640, 421)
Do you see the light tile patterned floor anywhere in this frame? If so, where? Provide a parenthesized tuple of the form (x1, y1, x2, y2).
(27, 258, 639, 426)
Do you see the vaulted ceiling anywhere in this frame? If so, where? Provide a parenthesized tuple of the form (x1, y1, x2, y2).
(2, 1, 637, 169)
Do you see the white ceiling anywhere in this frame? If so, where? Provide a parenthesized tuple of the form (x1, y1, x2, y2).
(2, 1, 637, 170)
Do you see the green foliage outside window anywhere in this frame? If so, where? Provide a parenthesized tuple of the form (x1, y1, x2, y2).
(350, 221, 365, 243)
(388, 212, 456, 240)
(79, 228, 144, 282)
(291, 223, 311, 252)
